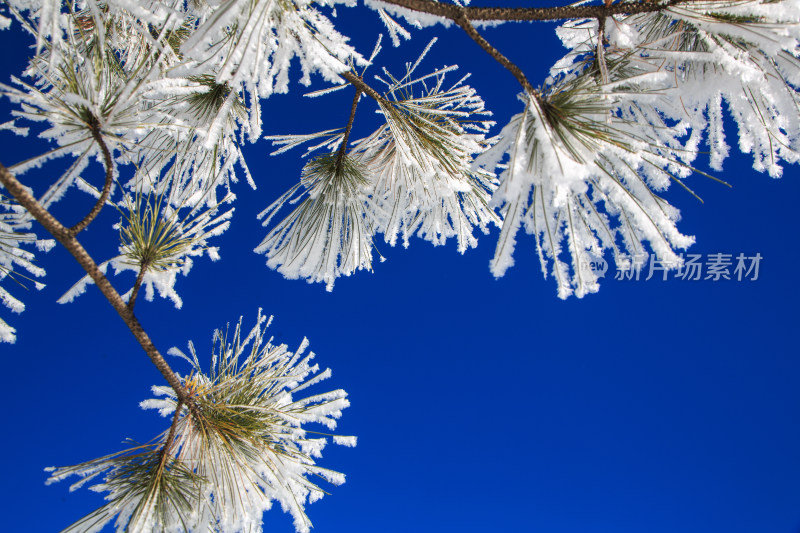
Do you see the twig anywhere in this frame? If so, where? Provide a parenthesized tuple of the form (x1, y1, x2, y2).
(157, 400, 185, 473)
(128, 261, 148, 311)
(453, 12, 534, 94)
(597, 16, 610, 84)
(377, 0, 685, 23)
(0, 162, 201, 419)
(69, 117, 114, 236)
(377, 0, 685, 94)
(341, 71, 389, 105)
(335, 89, 362, 172)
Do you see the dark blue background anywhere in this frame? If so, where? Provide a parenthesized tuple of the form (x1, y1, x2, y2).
(1, 4, 799, 532)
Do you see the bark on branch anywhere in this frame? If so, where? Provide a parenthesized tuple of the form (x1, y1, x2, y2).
(0, 162, 200, 419)
(336, 89, 362, 172)
(453, 12, 534, 94)
(69, 118, 114, 236)
(376, 0, 686, 92)
(128, 261, 148, 312)
(377, 0, 684, 22)
(157, 400, 185, 473)
(341, 71, 388, 105)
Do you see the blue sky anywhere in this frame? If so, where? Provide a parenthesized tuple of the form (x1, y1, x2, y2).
(2, 4, 799, 532)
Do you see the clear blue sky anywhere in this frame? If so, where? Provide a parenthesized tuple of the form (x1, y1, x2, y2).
(2, 5, 799, 532)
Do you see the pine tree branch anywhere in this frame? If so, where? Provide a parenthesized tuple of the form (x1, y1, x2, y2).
(128, 261, 148, 312)
(377, 0, 688, 93)
(376, 0, 685, 22)
(69, 117, 114, 236)
(453, 12, 534, 94)
(596, 15, 610, 83)
(157, 400, 184, 473)
(0, 161, 200, 418)
(336, 89, 362, 172)
(341, 71, 389, 106)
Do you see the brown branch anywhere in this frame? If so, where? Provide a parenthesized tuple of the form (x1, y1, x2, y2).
(341, 71, 388, 106)
(596, 16, 610, 84)
(157, 400, 185, 473)
(69, 117, 114, 236)
(377, 0, 685, 22)
(375, 0, 687, 93)
(0, 161, 201, 419)
(453, 12, 534, 94)
(335, 88, 362, 171)
(128, 261, 148, 311)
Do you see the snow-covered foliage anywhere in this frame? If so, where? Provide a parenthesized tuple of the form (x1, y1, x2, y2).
(572, 0, 800, 177)
(0, 2, 253, 208)
(2, 0, 800, 528)
(179, 0, 364, 141)
(260, 40, 499, 290)
(354, 46, 499, 253)
(482, 0, 800, 297)
(3, 0, 798, 301)
(46, 311, 354, 533)
(256, 151, 376, 291)
(481, 67, 697, 298)
(58, 186, 232, 308)
(0, 193, 51, 342)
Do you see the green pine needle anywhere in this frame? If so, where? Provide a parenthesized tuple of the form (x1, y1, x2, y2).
(118, 192, 199, 271)
(186, 75, 246, 124)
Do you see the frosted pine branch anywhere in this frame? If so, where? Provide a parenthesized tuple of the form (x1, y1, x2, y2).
(47, 311, 354, 533)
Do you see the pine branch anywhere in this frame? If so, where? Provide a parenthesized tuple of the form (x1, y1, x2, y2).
(0, 162, 200, 418)
(68, 116, 113, 236)
(377, 0, 688, 93)
(596, 16, 610, 84)
(341, 71, 388, 105)
(453, 12, 534, 94)
(336, 89, 362, 173)
(157, 400, 184, 473)
(376, 0, 686, 22)
(128, 261, 148, 312)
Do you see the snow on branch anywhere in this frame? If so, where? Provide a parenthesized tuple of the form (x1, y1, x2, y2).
(58, 187, 232, 309)
(260, 42, 499, 289)
(0, 193, 50, 342)
(47, 311, 354, 533)
(483, 60, 695, 298)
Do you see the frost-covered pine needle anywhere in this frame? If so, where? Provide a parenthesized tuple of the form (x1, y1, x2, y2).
(353, 57, 500, 252)
(484, 0, 800, 297)
(58, 185, 232, 309)
(46, 311, 354, 533)
(0, 193, 51, 343)
(261, 41, 499, 287)
(483, 55, 695, 298)
(256, 152, 374, 291)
